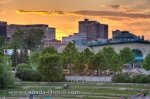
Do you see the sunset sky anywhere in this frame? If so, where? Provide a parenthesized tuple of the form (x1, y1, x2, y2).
(0, 0, 150, 40)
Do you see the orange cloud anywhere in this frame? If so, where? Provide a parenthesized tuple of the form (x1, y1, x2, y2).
(16, 10, 150, 19)
(16, 10, 65, 16)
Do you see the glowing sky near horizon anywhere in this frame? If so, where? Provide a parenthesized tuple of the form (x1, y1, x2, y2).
(0, 0, 150, 40)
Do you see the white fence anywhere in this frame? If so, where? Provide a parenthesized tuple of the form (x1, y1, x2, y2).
(65, 76, 112, 82)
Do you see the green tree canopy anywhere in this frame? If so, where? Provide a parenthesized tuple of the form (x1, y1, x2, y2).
(10, 29, 44, 50)
(74, 48, 94, 74)
(10, 29, 25, 49)
(38, 53, 64, 81)
(23, 29, 44, 50)
(61, 42, 79, 68)
(101, 47, 122, 72)
(142, 53, 150, 70)
(119, 47, 134, 65)
(41, 46, 57, 55)
(89, 50, 107, 75)
(30, 51, 41, 67)
(0, 51, 14, 89)
(82, 48, 94, 64)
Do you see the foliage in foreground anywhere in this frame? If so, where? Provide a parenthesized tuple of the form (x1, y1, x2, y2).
(16, 63, 42, 81)
(112, 73, 150, 83)
(142, 53, 150, 70)
(38, 47, 65, 82)
(0, 49, 14, 89)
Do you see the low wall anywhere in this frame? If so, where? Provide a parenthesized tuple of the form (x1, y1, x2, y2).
(65, 76, 112, 82)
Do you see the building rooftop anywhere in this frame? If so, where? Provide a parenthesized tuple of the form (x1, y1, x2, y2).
(113, 31, 137, 39)
(88, 40, 150, 47)
(9, 24, 48, 27)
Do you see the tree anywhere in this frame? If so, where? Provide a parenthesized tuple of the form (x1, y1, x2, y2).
(119, 47, 134, 65)
(110, 54, 122, 72)
(102, 47, 116, 69)
(0, 49, 14, 89)
(19, 49, 29, 64)
(38, 53, 64, 81)
(10, 29, 25, 49)
(23, 29, 44, 50)
(10, 29, 44, 50)
(41, 46, 57, 55)
(82, 48, 94, 64)
(89, 51, 107, 75)
(30, 51, 41, 67)
(61, 42, 79, 69)
(74, 48, 94, 74)
(101, 47, 122, 72)
(11, 49, 29, 68)
(11, 46, 19, 69)
(74, 52, 86, 74)
(142, 53, 150, 70)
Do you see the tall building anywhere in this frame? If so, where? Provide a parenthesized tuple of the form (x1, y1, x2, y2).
(47, 27, 55, 41)
(0, 21, 7, 38)
(7, 24, 55, 42)
(100, 24, 108, 39)
(79, 19, 108, 41)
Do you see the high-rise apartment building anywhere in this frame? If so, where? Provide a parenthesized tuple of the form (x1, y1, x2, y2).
(0, 21, 7, 38)
(100, 24, 108, 39)
(79, 19, 108, 41)
(47, 27, 55, 41)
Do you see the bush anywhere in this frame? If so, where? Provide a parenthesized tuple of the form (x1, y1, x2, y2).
(112, 73, 131, 83)
(16, 63, 42, 81)
(112, 73, 150, 83)
(131, 75, 146, 83)
(16, 63, 32, 72)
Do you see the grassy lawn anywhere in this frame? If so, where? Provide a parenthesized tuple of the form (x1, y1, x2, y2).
(0, 82, 149, 99)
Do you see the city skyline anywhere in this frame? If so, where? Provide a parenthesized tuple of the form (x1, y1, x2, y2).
(0, 0, 150, 40)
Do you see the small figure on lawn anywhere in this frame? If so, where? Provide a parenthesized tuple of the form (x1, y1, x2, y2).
(63, 83, 70, 89)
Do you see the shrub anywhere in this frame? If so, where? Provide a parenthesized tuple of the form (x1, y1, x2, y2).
(0, 55, 14, 89)
(16, 63, 42, 81)
(112, 73, 131, 83)
(131, 75, 146, 83)
(112, 73, 150, 83)
(16, 63, 32, 72)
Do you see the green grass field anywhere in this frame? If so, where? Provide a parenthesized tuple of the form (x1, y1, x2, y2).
(0, 82, 150, 99)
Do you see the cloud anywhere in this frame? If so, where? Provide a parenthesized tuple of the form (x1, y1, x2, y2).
(108, 5, 121, 9)
(101, 16, 131, 21)
(16, 10, 65, 16)
(106, 4, 148, 14)
(73, 10, 150, 19)
(128, 0, 150, 10)
(16, 9, 150, 19)
(107, 4, 129, 11)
